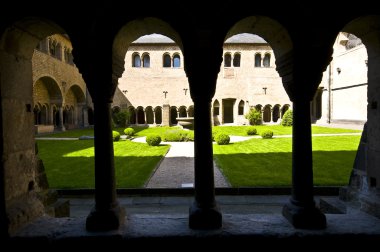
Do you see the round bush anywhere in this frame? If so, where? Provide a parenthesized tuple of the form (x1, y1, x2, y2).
(124, 127, 135, 138)
(246, 126, 257, 135)
(281, 109, 293, 126)
(112, 131, 120, 141)
(215, 133, 230, 145)
(261, 130, 273, 139)
(146, 134, 161, 146)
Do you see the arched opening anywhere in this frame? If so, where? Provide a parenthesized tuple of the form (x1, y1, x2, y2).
(173, 54, 181, 68)
(65, 84, 86, 128)
(170, 106, 178, 125)
(142, 53, 150, 67)
(154, 106, 162, 124)
(213, 100, 220, 116)
(233, 53, 241, 67)
(272, 104, 280, 122)
(224, 53, 231, 67)
(145, 106, 154, 124)
(263, 104, 272, 122)
(238, 100, 244, 115)
(281, 104, 290, 118)
(132, 53, 141, 67)
(136, 106, 145, 124)
(87, 107, 94, 125)
(163, 53, 171, 67)
(178, 106, 187, 117)
(255, 53, 262, 67)
(263, 53, 271, 67)
(187, 105, 194, 117)
(128, 106, 136, 124)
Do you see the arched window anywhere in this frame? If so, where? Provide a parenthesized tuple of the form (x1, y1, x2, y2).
(255, 53, 262, 67)
(238, 100, 244, 115)
(224, 53, 231, 67)
(173, 54, 181, 68)
(142, 54, 150, 68)
(163, 54, 171, 67)
(233, 53, 241, 67)
(132, 53, 141, 67)
(263, 53, 271, 67)
(49, 39, 56, 57)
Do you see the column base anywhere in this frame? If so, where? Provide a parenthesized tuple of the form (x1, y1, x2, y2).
(282, 201, 326, 229)
(189, 202, 222, 229)
(86, 204, 125, 231)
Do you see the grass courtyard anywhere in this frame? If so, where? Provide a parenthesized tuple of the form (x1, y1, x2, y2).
(36, 125, 362, 188)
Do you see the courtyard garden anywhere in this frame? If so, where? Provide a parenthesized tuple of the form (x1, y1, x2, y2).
(36, 125, 362, 188)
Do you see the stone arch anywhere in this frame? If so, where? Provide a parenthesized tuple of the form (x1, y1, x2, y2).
(154, 106, 162, 124)
(33, 76, 63, 127)
(170, 106, 178, 125)
(263, 53, 271, 67)
(178, 106, 187, 117)
(128, 106, 136, 124)
(64, 84, 86, 128)
(334, 15, 380, 192)
(272, 104, 281, 122)
(136, 106, 145, 124)
(225, 16, 293, 60)
(113, 17, 184, 80)
(132, 52, 141, 67)
(238, 100, 245, 115)
(255, 104, 263, 112)
(172, 53, 181, 68)
(224, 53, 232, 67)
(145, 106, 154, 124)
(281, 104, 290, 118)
(263, 104, 272, 122)
(233, 52, 241, 67)
(142, 52, 150, 68)
(255, 53, 262, 67)
(188, 105, 194, 117)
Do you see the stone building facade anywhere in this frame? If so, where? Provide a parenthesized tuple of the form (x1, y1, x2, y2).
(117, 33, 291, 126)
(32, 34, 92, 133)
(319, 32, 367, 125)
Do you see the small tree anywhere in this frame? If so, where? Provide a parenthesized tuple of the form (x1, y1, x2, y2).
(245, 108, 262, 125)
(281, 109, 293, 126)
(112, 109, 130, 128)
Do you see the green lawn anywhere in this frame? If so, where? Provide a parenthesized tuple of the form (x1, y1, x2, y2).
(213, 135, 361, 187)
(212, 125, 361, 136)
(37, 140, 169, 188)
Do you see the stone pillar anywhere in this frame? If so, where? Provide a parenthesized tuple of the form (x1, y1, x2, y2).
(49, 105, 54, 125)
(153, 111, 156, 124)
(189, 97, 222, 229)
(282, 96, 326, 229)
(59, 107, 65, 131)
(144, 110, 147, 124)
(162, 104, 170, 126)
(86, 101, 125, 231)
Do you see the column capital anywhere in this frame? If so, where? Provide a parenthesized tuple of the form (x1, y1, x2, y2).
(276, 46, 333, 101)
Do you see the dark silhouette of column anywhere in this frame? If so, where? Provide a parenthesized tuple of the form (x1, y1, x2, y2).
(189, 97, 222, 229)
(282, 96, 326, 229)
(86, 100, 124, 231)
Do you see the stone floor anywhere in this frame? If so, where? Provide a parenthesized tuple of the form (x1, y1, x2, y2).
(10, 194, 380, 248)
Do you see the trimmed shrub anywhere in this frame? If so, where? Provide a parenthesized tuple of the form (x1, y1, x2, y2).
(162, 130, 186, 142)
(124, 127, 135, 138)
(281, 109, 293, 126)
(146, 134, 161, 146)
(112, 131, 120, 141)
(246, 126, 257, 135)
(215, 133, 230, 145)
(212, 130, 220, 141)
(261, 130, 273, 139)
(112, 110, 130, 127)
(184, 131, 194, 141)
(245, 108, 262, 125)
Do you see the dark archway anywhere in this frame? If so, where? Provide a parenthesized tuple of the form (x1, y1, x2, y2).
(272, 104, 281, 122)
(170, 106, 178, 125)
(145, 106, 154, 124)
(222, 99, 235, 123)
(154, 106, 162, 124)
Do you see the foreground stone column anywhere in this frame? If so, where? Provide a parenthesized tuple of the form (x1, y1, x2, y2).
(282, 96, 326, 229)
(189, 98, 222, 229)
(86, 101, 124, 231)
(59, 107, 65, 131)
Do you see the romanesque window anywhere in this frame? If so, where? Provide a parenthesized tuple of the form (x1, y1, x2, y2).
(142, 54, 150, 68)
(49, 39, 56, 57)
(163, 54, 171, 67)
(263, 53, 271, 67)
(133, 53, 141, 67)
(224, 53, 231, 67)
(173, 54, 181, 68)
(233, 53, 241, 67)
(238, 100, 244, 115)
(255, 53, 262, 67)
